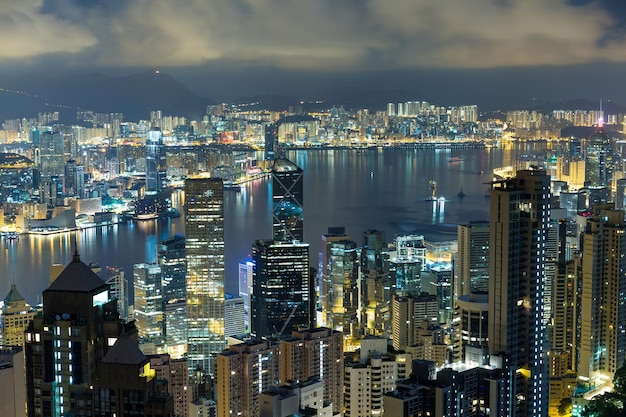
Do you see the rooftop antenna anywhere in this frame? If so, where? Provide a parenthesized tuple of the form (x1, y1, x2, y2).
(599, 98, 604, 128)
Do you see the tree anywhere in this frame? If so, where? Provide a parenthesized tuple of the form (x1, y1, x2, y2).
(582, 366, 626, 417)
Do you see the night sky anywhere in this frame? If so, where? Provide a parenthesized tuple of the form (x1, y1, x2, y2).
(2, 0, 626, 103)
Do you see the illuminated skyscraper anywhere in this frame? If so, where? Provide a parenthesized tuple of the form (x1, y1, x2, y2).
(578, 205, 626, 384)
(271, 158, 304, 242)
(488, 169, 550, 417)
(360, 230, 390, 337)
(145, 127, 166, 194)
(326, 239, 359, 341)
(185, 178, 225, 380)
(584, 125, 612, 188)
(25, 252, 130, 417)
(250, 240, 314, 339)
(457, 221, 490, 295)
(133, 263, 164, 346)
(320, 226, 351, 327)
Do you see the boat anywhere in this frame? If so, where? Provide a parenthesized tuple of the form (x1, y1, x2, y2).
(133, 213, 159, 221)
(224, 181, 242, 192)
(458, 187, 466, 198)
(448, 157, 463, 163)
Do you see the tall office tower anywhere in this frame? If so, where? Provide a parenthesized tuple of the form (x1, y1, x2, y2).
(185, 178, 225, 381)
(37, 131, 65, 206)
(224, 294, 245, 338)
(134, 263, 164, 347)
(392, 293, 438, 351)
(216, 339, 280, 417)
(0, 346, 26, 417)
(145, 127, 166, 194)
(264, 123, 279, 160)
(165, 298, 187, 358)
(64, 159, 77, 197)
(280, 328, 344, 415)
(488, 169, 550, 417)
(395, 235, 427, 268)
(271, 158, 304, 242)
(319, 226, 351, 327)
(25, 252, 131, 417)
(578, 205, 626, 383)
(344, 337, 402, 417)
(326, 239, 359, 344)
(251, 240, 315, 339)
(158, 234, 186, 301)
(148, 355, 189, 417)
(74, 165, 84, 198)
(238, 260, 253, 333)
(584, 125, 612, 187)
(360, 229, 390, 337)
(455, 292, 489, 358)
(422, 267, 454, 325)
(93, 335, 174, 417)
(105, 266, 130, 322)
(1, 283, 35, 347)
(457, 221, 490, 295)
(616, 178, 626, 209)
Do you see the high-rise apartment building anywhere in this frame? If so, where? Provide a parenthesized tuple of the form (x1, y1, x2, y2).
(271, 158, 304, 242)
(216, 339, 280, 417)
(185, 178, 225, 380)
(224, 295, 245, 338)
(488, 169, 550, 417)
(344, 337, 402, 417)
(105, 266, 131, 322)
(392, 293, 438, 351)
(1, 284, 35, 347)
(251, 240, 314, 339)
(578, 205, 626, 384)
(148, 354, 189, 417)
(360, 230, 390, 337)
(25, 252, 131, 417)
(280, 328, 343, 416)
(238, 260, 254, 333)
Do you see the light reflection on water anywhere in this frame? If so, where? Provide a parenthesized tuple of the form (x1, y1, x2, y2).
(0, 143, 549, 304)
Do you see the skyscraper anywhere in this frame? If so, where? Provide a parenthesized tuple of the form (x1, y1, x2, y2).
(133, 263, 164, 347)
(360, 229, 390, 337)
(185, 178, 225, 381)
(25, 252, 131, 417)
(326, 239, 359, 343)
(216, 339, 280, 417)
(158, 234, 186, 302)
(320, 226, 351, 327)
(488, 169, 550, 417)
(1, 283, 35, 347)
(578, 205, 626, 383)
(280, 328, 344, 415)
(457, 220, 490, 295)
(271, 158, 304, 242)
(584, 125, 612, 188)
(250, 240, 315, 339)
(145, 127, 166, 194)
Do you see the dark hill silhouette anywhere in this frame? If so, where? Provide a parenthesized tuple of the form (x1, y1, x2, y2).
(0, 71, 211, 121)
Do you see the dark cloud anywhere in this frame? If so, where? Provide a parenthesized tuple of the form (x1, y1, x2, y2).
(1, 0, 626, 71)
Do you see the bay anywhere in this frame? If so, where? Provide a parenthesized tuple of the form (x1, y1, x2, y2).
(0, 143, 548, 305)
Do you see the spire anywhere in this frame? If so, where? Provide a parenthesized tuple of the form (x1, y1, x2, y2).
(72, 234, 80, 262)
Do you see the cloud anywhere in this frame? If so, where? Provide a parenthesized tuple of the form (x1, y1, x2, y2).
(0, 0, 97, 59)
(3, 0, 626, 71)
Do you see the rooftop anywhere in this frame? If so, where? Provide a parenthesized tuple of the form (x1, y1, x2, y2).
(46, 252, 107, 293)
